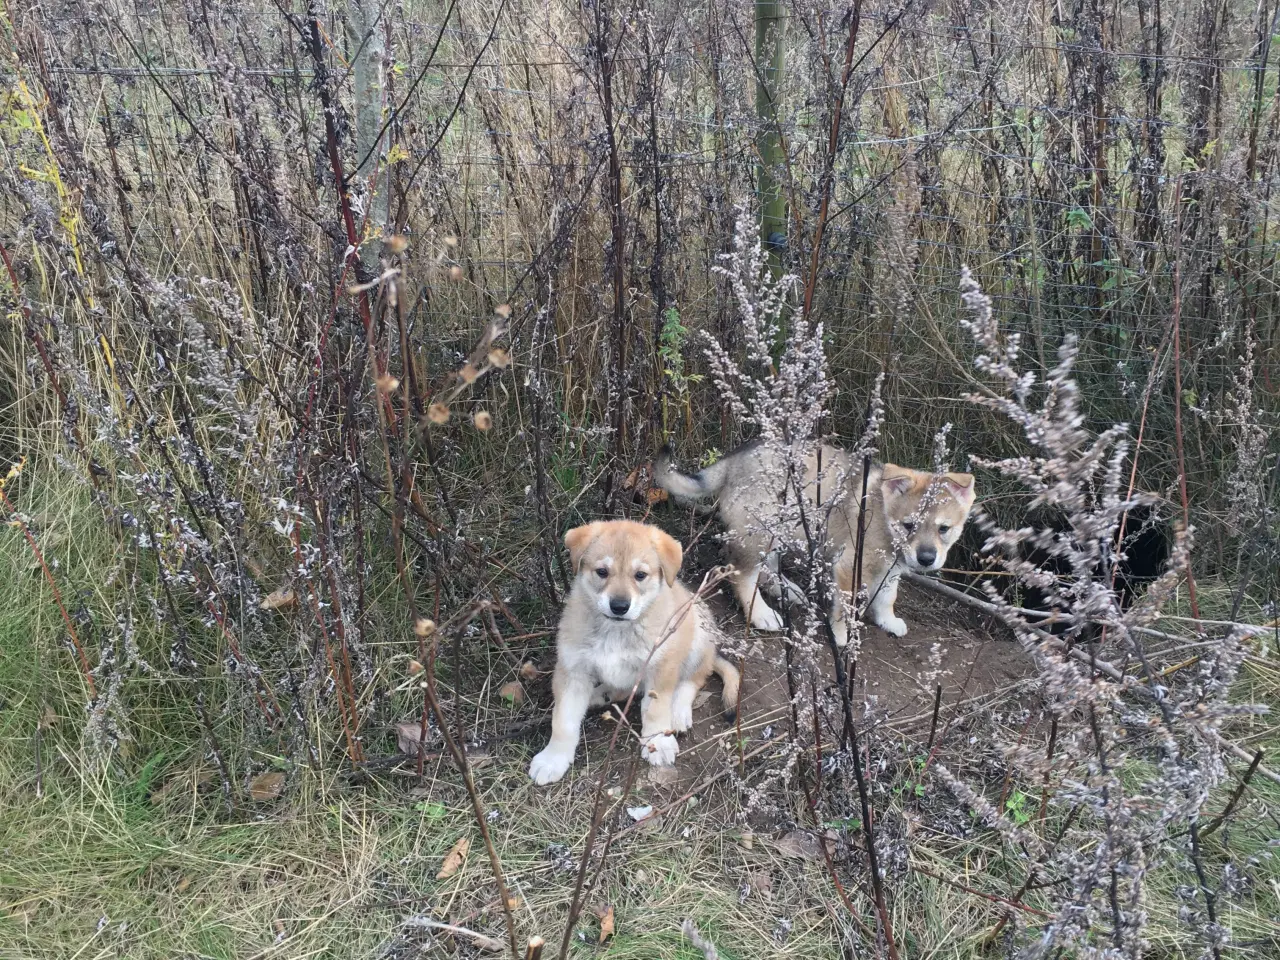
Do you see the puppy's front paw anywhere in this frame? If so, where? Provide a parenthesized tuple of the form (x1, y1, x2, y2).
(529, 746, 574, 785)
(672, 699, 694, 732)
(876, 614, 908, 637)
(642, 733, 679, 767)
(831, 620, 848, 647)
(749, 602, 786, 632)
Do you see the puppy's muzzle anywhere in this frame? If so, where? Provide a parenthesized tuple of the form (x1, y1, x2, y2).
(915, 546, 937, 568)
(607, 595, 631, 618)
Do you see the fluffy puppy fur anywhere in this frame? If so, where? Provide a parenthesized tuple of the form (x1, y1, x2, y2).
(528, 520, 741, 785)
(654, 441, 977, 643)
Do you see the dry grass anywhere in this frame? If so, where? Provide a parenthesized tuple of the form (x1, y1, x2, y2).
(2, 0, 1278, 955)
(2, 472, 1275, 958)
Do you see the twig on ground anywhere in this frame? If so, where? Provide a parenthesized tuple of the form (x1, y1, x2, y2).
(403, 918, 504, 952)
(1200, 749, 1266, 837)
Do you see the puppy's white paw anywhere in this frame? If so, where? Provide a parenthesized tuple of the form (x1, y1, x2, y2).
(642, 733, 679, 767)
(749, 602, 786, 632)
(672, 699, 694, 732)
(831, 620, 849, 647)
(779, 576, 807, 606)
(529, 746, 574, 785)
(876, 614, 908, 637)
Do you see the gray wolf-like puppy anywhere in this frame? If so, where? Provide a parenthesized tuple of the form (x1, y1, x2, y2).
(654, 442, 976, 643)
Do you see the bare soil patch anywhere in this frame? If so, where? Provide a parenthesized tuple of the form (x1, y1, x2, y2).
(545, 577, 1035, 809)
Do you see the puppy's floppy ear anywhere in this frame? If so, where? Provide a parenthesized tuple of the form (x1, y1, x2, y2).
(564, 522, 602, 574)
(881, 464, 914, 498)
(650, 528, 683, 586)
(943, 472, 976, 507)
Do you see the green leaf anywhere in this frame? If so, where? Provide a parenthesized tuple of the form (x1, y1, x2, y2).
(415, 801, 448, 820)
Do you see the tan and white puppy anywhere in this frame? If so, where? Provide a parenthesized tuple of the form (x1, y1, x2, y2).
(655, 442, 976, 643)
(528, 520, 741, 786)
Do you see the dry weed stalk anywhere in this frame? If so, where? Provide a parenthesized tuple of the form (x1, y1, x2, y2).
(945, 268, 1264, 958)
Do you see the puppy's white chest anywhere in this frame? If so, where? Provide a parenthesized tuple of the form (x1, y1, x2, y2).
(587, 625, 652, 691)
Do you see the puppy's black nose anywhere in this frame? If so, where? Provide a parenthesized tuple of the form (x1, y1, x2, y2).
(916, 546, 937, 567)
(608, 596, 630, 616)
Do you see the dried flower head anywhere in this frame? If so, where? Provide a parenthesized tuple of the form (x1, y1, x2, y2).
(375, 373, 400, 394)
(448, 265, 463, 281)
(413, 618, 436, 638)
(384, 234, 409, 254)
(459, 363, 479, 384)
(487, 347, 510, 369)
(426, 403, 450, 424)
(494, 303, 512, 319)
(473, 410, 493, 431)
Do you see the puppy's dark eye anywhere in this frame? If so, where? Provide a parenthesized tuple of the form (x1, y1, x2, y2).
(938, 525, 951, 536)
(634, 571, 648, 582)
(595, 567, 609, 578)
(901, 520, 917, 534)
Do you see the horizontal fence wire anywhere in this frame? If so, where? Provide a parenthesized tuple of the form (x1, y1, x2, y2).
(7, 1, 1279, 428)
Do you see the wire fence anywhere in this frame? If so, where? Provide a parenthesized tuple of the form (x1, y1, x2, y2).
(4, 0, 1278, 507)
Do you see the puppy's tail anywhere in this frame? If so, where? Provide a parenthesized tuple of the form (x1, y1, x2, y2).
(713, 655, 742, 724)
(653, 444, 730, 504)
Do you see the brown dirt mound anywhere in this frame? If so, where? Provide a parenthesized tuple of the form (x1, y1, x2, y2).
(567, 578, 1034, 798)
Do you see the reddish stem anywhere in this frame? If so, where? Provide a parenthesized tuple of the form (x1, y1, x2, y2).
(0, 489, 96, 696)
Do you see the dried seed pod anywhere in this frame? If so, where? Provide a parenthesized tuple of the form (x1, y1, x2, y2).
(427, 403, 449, 424)
(473, 410, 493, 431)
(459, 363, 479, 384)
(487, 347, 510, 369)
(413, 617, 436, 637)
(375, 373, 400, 394)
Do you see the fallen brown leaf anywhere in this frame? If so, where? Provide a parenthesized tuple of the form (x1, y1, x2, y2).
(471, 933, 504, 953)
(436, 837, 470, 879)
(498, 680, 524, 705)
(594, 904, 616, 943)
(175, 876, 192, 894)
(621, 466, 641, 490)
(747, 871, 774, 897)
(773, 830, 824, 861)
(260, 586, 295, 610)
(646, 487, 669, 504)
(247, 771, 285, 802)
(395, 720, 433, 757)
